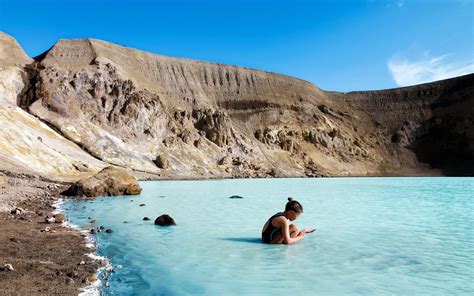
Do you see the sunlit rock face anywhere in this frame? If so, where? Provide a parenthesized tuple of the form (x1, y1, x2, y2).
(0, 33, 103, 181)
(1, 32, 473, 180)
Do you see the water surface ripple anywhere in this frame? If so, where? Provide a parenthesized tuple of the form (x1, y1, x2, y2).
(65, 177, 474, 295)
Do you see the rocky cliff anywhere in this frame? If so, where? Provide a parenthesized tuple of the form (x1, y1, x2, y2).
(1, 32, 473, 180)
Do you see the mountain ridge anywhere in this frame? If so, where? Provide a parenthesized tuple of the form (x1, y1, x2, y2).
(1, 32, 472, 180)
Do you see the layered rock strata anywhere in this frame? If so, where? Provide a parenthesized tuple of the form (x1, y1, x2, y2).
(1, 32, 472, 181)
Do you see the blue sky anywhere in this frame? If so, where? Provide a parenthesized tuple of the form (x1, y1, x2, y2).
(1, 0, 473, 91)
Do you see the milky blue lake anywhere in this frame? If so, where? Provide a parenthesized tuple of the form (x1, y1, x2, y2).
(64, 177, 474, 295)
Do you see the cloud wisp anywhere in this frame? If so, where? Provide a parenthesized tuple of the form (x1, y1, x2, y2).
(387, 54, 474, 87)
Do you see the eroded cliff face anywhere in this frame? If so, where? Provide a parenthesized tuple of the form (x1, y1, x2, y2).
(0, 33, 103, 180)
(1, 33, 473, 180)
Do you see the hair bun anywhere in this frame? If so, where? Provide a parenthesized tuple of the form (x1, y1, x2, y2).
(288, 197, 293, 202)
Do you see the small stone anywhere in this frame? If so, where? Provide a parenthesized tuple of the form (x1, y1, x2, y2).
(41, 226, 51, 232)
(153, 154, 169, 169)
(139, 203, 146, 207)
(228, 195, 243, 199)
(53, 213, 65, 223)
(90, 228, 97, 234)
(143, 217, 150, 221)
(66, 277, 75, 284)
(45, 217, 55, 224)
(2, 264, 14, 272)
(10, 207, 24, 215)
(67, 270, 79, 278)
(99, 226, 105, 230)
(9, 238, 20, 243)
(84, 275, 97, 284)
(105, 229, 113, 234)
(79, 261, 85, 265)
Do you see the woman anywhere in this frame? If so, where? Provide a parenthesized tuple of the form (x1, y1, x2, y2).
(261, 197, 315, 244)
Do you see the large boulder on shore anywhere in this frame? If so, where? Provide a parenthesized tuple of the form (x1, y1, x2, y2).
(62, 166, 142, 197)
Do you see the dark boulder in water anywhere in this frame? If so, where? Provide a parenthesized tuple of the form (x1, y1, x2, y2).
(229, 195, 243, 199)
(154, 214, 176, 226)
(143, 217, 150, 221)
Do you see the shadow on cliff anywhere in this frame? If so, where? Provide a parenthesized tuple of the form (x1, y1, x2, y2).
(409, 74, 474, 176)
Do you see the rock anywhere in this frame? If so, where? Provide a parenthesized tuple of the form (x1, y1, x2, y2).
(10, 207, 24, 215)
(0, 176, 5, 188)
(53, 213, 65, 223)
(218, 156, 232, 166)
(62, 166, 142, 197)
(279, 139, 294, 153)
(105, 229, 113, 234)
(41, 226, 51, 232)
(9, 238, 20, 243)
(154, 214, 176, 226)
(254, 129, 264, 142)
(99, 226, 105, 230)
(229, 195, 244, 199)
(90, 229, 97, 234)
(139, 203, 146, 207)
(67, 270, 79, 278)
(153, 154, 169, 169)
(45, 217, 55, 224)
(2, 264, 14, 272)
(79, 261, 85, 265)
(143, 217, 150, 221)
(66, 277, 75, 285)
(84, 275, 97, 284)
(192, 109, 232, 147)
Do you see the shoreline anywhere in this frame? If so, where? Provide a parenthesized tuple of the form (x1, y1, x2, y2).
(0, 169, 463, 295)
(0, 172, 103, 295)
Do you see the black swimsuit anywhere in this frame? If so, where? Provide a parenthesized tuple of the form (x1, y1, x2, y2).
(262, 212, 285, 243)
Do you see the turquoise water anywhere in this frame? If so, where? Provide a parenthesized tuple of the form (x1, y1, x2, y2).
(64, 178, 474, 295)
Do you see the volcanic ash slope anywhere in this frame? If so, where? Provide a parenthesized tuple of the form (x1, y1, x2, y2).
(1, 33, 473, 180)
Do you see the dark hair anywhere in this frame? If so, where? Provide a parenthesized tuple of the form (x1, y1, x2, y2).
(285, 197, 303, 213)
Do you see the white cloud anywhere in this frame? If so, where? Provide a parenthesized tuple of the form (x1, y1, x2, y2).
(388, 54, 474, 86)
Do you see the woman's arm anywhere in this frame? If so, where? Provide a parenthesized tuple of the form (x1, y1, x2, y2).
(277, 218, 305, 245)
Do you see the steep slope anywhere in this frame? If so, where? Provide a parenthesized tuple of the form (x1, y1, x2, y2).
(339, 75, 474, 175)
(27, 38, 376, 178)
(1, 33, 473, 179)
(0, 33, 104, 180)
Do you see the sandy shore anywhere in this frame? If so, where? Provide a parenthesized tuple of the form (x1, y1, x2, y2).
(0, 171, 102, 295)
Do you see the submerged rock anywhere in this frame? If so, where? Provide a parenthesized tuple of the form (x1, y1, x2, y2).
(62, 166, 142, 197)
(229, 195, 243, 199)
(154, 214, 176, 226)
